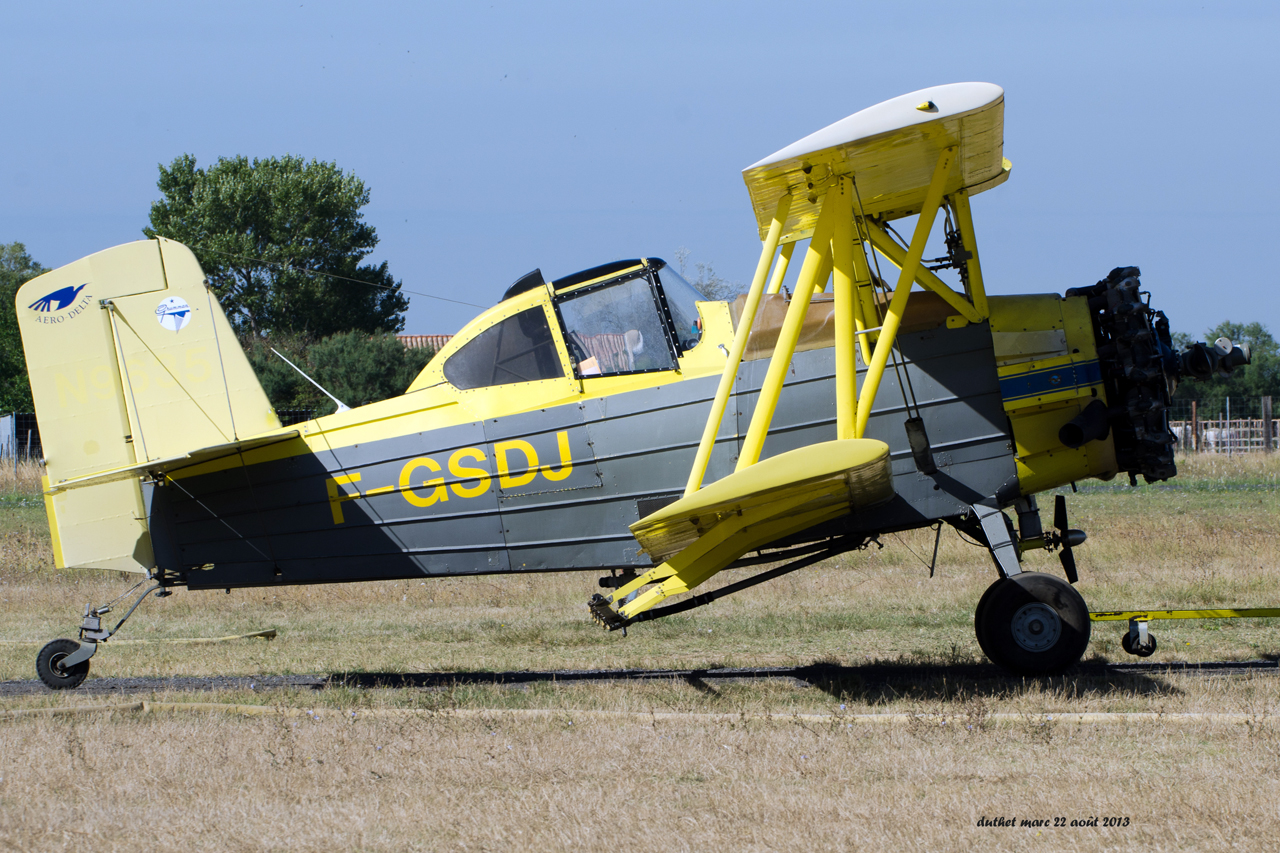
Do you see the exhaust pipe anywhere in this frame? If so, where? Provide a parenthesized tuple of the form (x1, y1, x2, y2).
(1059, 400, 1111, 449)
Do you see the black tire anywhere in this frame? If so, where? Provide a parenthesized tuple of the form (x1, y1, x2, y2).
(36, 638, 90, 690)
(974, 573, 1091, 676)
(1121, 630, 1157, 657)
(973, 577, 1009, 668)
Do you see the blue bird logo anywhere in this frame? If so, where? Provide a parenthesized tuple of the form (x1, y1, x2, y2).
(29, 284, 88, 313)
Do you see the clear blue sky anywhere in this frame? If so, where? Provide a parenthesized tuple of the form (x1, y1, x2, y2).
(3, 1, 1276, 340)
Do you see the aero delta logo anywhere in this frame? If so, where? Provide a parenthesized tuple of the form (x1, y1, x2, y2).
(155, 296, 192, 332)
(28, 284, 92, 324)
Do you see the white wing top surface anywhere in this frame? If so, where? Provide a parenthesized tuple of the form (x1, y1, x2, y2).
(743, 82, 1009, 241)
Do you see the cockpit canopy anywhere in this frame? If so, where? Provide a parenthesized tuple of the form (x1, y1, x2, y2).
(439, 258, 709, 392)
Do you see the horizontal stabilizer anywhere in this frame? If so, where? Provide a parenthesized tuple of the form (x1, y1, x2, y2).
(45, 430, 301, 494)
(632, 438, 895, 564)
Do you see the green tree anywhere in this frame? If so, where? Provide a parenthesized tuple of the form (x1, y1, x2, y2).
(144, 154, 409, 338)
(1173, 321, 1280, 411)
(242, 332, 433, 416)
(0, 243, 47, 411)
(310, 332, 433, 409)
(674, 247, 742, 301)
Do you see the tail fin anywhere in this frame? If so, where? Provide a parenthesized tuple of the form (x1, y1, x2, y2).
(17, 238, 279, 572)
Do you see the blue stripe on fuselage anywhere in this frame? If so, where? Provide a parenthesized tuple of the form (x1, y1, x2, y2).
(999, 359, 1102, 402)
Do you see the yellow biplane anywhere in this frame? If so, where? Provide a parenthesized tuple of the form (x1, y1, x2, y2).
(19, 82, 1246, 689)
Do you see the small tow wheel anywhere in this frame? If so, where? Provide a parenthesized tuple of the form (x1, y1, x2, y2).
(974, 573, 1091, 675)
(36, 638, 90, 690)
(1121, 630, 1157, 657)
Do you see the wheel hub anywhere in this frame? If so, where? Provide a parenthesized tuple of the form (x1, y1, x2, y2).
(1010, 602, 1062, 652)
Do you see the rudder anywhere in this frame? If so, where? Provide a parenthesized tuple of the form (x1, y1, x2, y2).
(17, 238, 280, 572)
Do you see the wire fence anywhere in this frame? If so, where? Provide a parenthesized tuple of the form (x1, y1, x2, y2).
(276, 409, 324, 427)
(0, 414, 42, 461)
(1168, 397, 1276, 455)
(0, 409, 326, 461)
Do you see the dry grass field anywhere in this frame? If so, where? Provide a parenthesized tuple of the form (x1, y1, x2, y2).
(2, 455, 1280, 851)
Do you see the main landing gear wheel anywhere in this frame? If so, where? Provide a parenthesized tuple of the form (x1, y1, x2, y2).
(974, 573, 1091, 676)
(36, 638, 90, 690)
(972, 575, 1004, 666)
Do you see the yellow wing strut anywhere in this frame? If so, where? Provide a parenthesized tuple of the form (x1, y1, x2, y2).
(855, 147, 954, 439)
(766, 241, 796, 295)
(737, 183, 843, 470)
(683, 192, 793, 497)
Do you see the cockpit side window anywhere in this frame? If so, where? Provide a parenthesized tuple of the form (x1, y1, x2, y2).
(556, 275, 677, 378)
(442, 306, 564, 390)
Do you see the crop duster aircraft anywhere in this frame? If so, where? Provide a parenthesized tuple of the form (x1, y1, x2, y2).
(22, 82, 1247, 689)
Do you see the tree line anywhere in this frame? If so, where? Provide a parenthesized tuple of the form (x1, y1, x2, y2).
(1171, 323, 1280, 410)
(1, 155, 436, 416)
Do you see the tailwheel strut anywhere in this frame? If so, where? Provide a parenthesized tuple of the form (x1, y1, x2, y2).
(36, 580, 170, 690)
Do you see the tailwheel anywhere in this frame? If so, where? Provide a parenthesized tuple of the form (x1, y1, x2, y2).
(974, 573, 1091, 675)
(36, 638, 90, 690)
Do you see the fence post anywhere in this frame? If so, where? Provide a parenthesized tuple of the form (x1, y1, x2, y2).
(1265, 396, 1274, 453)
(1226, 397, 1232, 457)
(1191, 400, 1199, 452)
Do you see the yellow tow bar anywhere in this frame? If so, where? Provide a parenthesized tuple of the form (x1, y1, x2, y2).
(1089, 608, 1280, 657)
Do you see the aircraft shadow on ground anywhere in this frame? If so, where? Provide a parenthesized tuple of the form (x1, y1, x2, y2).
(322, 659, 1280, 703)
(10, 659, 1274, 699)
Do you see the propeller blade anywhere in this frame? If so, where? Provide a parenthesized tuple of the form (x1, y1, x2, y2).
(1060, 544, 1078, 584)
(1055, 494, 1078, 584)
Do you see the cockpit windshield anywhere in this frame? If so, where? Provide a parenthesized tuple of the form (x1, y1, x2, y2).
(651, 262, 706, 352)
(557, 273, 677, 377)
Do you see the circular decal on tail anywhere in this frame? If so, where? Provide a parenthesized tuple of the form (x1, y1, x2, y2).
(155, 296, 192, 332)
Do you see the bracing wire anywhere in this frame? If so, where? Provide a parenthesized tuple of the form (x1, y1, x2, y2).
(195, 246, 485, 309)
(163, 474, 273, 562)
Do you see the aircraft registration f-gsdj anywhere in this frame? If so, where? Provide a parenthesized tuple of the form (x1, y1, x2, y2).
(21, 82, 1249, 689)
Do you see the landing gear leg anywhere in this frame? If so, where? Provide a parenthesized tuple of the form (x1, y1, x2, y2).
(972, 502, 1022, 579)
(974, 573, 1091, 675)
(35, 581, 168, 691)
